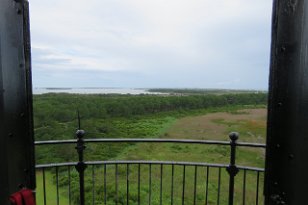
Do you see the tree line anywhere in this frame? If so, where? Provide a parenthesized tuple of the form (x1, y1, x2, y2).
(33, 93, 267, 128)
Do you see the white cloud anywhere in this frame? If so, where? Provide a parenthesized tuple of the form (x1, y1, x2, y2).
(32, 45, 133, 72)
(29, 0, 272, 89)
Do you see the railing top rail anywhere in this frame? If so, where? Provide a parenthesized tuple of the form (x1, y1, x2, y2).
(35, 138, 266, 148)
(237, 141, 266, 148)
(35, 160, 264, 172)
(35, 162, 76, 168)
(35, 139, 76, 145)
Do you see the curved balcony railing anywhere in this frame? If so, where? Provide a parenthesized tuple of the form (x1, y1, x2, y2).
(35, 131, 266, 205)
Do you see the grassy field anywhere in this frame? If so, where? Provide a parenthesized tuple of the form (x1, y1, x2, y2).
(35, 107, 266, 204)
(118, 108, 266, 167)
(36, 171, 70, 205)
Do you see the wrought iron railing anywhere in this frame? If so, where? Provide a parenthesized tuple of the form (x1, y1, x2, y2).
(35, 131, 265, 205)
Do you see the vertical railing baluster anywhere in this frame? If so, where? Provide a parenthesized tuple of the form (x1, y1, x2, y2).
(56, 167, 59, 205)
(243, 170, 247, 205)
(68, 166, 71, 205)
(193, 166, 197, 205)
(182, 165, 186, 205)
(227, 132, 239, 205)
(92, 165, 95, 205)
(138, 164, 141, 205)
(160, 164, 163, 205)
(43, 168, 47, 205)
(127, 164, 129, 205)
(256, 171, 260, 205)
(149, 164, 152, 205)
(171, 164, 174, 205)
(205, 166, 209, 205)
(75, 130, 86, 205)
(104, 164, 107, 205)
(217, 167, 221, 205)
(115, 164, 118, 205)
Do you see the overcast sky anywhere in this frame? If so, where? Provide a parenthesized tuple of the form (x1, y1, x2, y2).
(29, 0, 273, 90)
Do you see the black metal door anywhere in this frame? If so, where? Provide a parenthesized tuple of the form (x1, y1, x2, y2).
(0, 0, 35, 204)
(265, 0, 308, 204)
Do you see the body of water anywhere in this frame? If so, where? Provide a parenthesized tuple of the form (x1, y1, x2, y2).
(33, 87, 163, 95)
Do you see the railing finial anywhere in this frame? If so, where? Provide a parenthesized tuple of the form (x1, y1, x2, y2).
(76, 129, 85, 140)
(229, 132, 239, 142)
(77, 109, 81, 130)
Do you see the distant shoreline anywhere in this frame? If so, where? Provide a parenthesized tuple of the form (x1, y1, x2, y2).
(32, 87, 162, 95)
(33, 87, 267, 95)
(45, 87, 72, 90)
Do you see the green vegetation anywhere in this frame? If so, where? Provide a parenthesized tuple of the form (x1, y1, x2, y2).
(33, 92, 267, 126)
(34, 92, 267, 204)
(36, 171, 70, 204)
